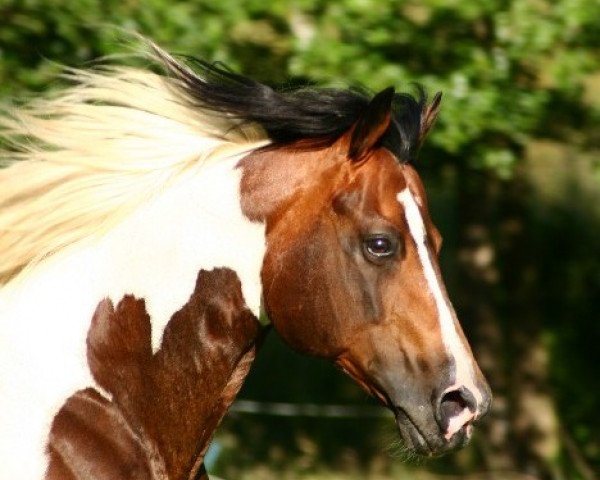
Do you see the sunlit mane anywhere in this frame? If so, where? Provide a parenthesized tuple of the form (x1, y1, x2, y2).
(0, 47, 269, 284)
(0, 41, 432, 285)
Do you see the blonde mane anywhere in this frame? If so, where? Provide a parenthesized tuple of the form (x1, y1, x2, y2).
(0, 47, 269, 285)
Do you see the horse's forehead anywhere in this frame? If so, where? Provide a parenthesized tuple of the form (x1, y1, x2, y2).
(351, 152, 428, 216)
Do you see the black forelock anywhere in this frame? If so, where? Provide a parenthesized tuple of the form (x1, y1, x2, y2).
(160, 54, 427, 162)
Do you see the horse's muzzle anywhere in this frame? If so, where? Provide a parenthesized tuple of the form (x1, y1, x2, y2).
(393, 387, 491, 457)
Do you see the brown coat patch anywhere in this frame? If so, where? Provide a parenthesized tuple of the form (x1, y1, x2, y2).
(46, 268, 264, 479)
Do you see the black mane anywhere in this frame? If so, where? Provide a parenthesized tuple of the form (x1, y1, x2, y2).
(161, 54, 428, 162)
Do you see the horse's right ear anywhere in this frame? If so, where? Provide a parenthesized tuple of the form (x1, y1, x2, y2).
(348, 87, 395, 161)
(419, 91, 442, 145)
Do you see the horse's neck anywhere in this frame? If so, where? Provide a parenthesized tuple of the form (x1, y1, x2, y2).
(46, 268, 264, 480)
(0, 154, 266, 480)
(3, 154, 266, 350)
(238, 142, 346, 222)
(97, 154, 267, 347)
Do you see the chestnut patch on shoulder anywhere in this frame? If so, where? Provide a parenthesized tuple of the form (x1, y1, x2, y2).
(47, 268, 263, 480)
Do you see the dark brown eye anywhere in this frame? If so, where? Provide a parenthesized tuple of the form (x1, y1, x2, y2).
(363, 234, 397, 262)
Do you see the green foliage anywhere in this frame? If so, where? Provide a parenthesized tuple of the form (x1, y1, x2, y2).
(1, 0, 598, 175)
(1, 1, 599, 477)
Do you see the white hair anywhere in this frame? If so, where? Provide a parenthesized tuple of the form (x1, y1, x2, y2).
(0, 45, 269, 284)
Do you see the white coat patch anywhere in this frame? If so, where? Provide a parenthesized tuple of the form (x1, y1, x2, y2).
(0, 154, 266, 479)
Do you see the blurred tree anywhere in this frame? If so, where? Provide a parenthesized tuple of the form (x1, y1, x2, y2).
(2, 0, 599, 169)
(1, 0, 599, 478)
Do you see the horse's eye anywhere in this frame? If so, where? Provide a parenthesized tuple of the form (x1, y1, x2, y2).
(363, 234, 397, 262)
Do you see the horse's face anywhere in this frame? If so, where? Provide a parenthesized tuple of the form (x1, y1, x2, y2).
(246, 89, 491, 456)
(260, 153, 490, 455)
(251, 87, 491, 454)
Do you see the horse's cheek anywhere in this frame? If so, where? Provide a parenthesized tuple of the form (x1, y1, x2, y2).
(262, 229, 346, 358)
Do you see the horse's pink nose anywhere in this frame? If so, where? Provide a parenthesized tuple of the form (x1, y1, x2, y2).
(435, 386, 480, 441)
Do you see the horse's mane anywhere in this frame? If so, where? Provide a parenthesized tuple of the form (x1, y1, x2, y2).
(157, 50, 427, 158)
(0, 43, 427, 285)
(0, 47, 269, 284)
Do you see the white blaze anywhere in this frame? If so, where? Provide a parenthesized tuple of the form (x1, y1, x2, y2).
(397, 188, 482, 434)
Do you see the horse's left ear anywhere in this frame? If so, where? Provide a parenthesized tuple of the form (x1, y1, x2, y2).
(419, 91, 442, 145)
(348, 87, 395, 161)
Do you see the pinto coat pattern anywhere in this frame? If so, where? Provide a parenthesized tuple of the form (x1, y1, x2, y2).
(46, 268, 263, 480)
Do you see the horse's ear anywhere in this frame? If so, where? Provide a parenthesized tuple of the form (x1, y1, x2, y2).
(419, 91, 442, 144)
(348, 87, 395, 161)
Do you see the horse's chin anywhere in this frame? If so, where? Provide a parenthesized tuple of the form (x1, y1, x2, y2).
(393, 408, 472, 457)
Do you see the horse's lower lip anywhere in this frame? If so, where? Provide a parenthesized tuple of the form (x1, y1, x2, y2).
(393, 408, 434, 456)
(393, 407, 473, 457)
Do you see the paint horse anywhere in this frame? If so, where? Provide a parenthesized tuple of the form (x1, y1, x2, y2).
(0, 44, 491, 479)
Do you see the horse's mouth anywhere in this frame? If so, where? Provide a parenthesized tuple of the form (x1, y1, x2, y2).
(393, 407, 434, 456)
(335, 358, 475, 456)
(393, 406, 473, 457)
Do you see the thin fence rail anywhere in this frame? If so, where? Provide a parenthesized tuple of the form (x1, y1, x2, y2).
(230, 399, 393, 418)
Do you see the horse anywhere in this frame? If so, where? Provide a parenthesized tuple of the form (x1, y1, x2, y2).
(0, 43, 491, 479)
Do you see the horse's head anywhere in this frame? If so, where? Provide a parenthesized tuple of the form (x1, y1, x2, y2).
(240, 87, 491, 456)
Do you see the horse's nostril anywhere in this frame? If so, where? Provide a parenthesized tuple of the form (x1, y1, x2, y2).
(440, 390, 468, 418)
(437, 386, 477, 440)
